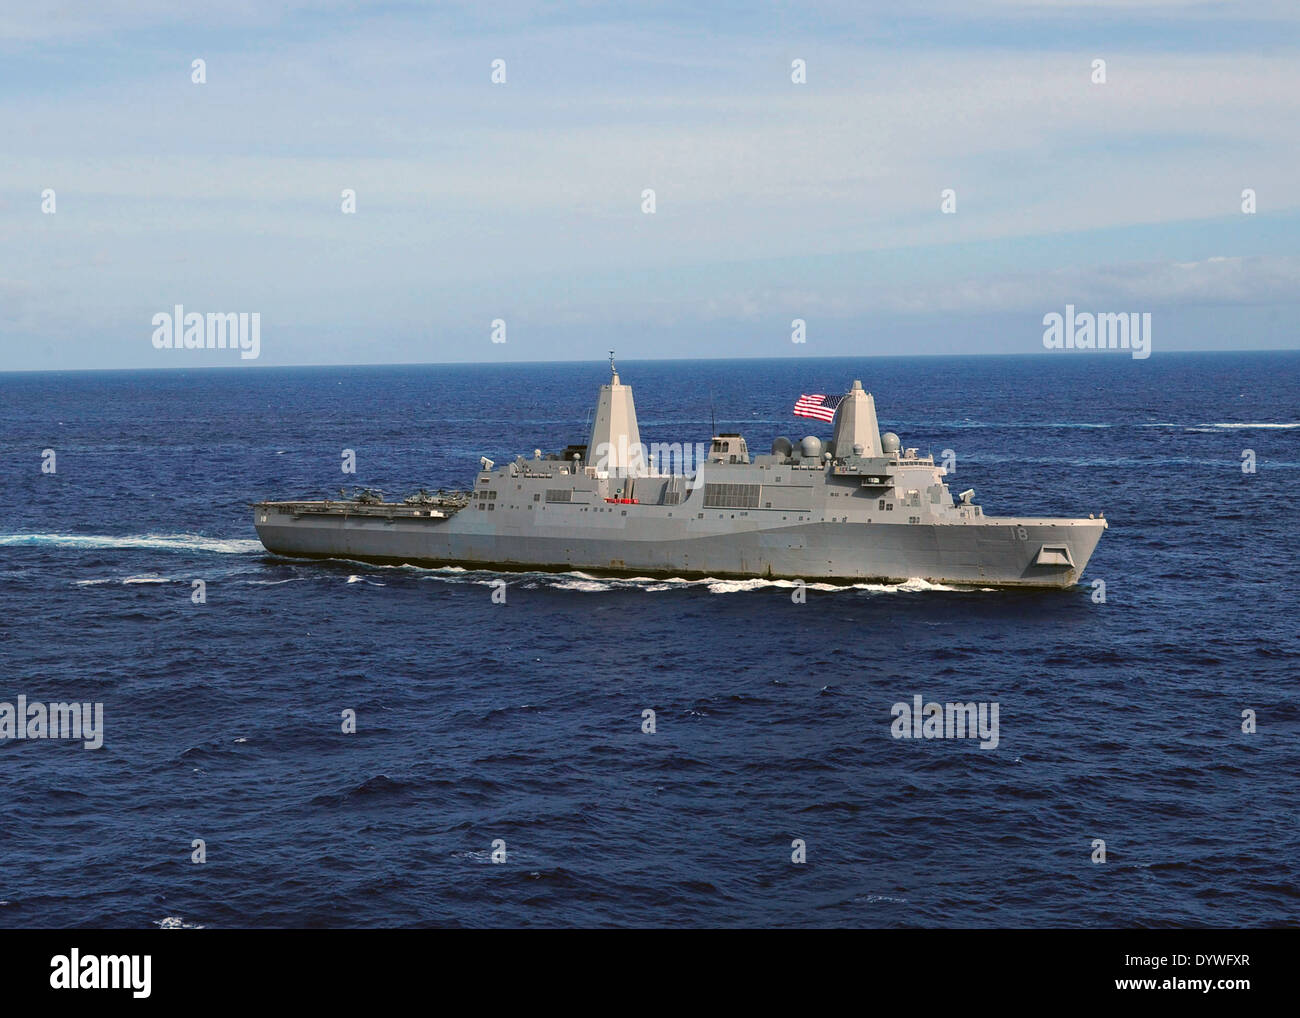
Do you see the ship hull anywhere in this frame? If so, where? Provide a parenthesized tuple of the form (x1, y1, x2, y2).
(253, 509, 1105, 588)
(253, 368, 1107, 589)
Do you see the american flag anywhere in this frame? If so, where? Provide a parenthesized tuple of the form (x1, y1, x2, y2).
(792, 393, 845, 422)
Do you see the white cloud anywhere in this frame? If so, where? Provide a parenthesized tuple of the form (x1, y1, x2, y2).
(676, 255, 1300, 321)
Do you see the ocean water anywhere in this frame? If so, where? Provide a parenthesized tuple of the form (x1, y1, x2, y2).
(0, 352, 1296, 928)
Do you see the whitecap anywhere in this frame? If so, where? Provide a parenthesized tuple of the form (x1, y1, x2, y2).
(1209, 422, 1299, 429)
(1141, 421, 1299, 430)
(155, 916, 204, 929)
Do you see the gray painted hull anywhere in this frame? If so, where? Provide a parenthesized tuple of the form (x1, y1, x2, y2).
(253, 508, 1105, 588)
(253, 369, 1108, 588)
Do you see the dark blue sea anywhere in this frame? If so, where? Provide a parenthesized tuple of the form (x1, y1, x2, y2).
(1, 353, 1297, 928)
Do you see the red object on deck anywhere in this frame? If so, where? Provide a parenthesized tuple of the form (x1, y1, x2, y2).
(604, 497, 639, 504)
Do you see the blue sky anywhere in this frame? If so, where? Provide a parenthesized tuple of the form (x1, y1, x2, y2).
(2, 0, 1298, 370)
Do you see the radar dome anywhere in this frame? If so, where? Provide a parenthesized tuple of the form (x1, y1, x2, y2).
(881, 432, 901, 454)
(771, 436, 793, 457)
(800, 436, 822, 459)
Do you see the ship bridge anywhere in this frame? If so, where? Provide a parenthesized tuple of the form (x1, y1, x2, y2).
(707, 434, 749, 464)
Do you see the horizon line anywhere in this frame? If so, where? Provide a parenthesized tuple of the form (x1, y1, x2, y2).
(3, 346, 1297, 377)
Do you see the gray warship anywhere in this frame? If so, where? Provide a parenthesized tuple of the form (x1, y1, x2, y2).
(253, 358, 1106, 587)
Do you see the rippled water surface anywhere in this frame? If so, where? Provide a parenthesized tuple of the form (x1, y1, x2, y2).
(1, 353, 1296, 927)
